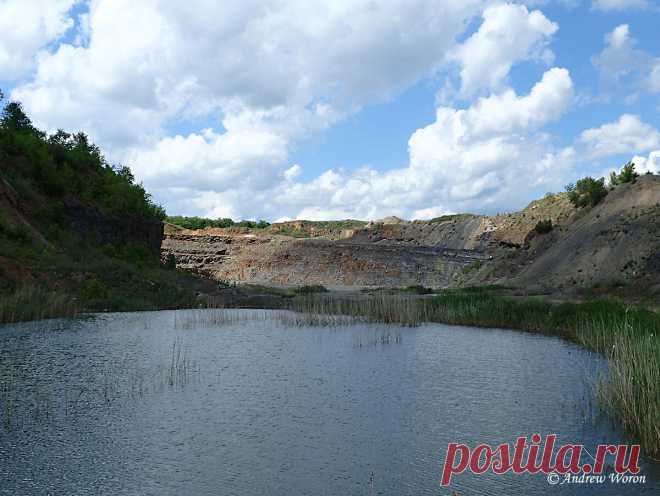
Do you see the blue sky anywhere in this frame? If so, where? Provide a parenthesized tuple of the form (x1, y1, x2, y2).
(1, 1, 659, 220)
(292, 1, 660, 182)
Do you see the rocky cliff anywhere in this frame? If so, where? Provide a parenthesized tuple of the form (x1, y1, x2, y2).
(64, 199, 164, 255)
(162, 175, 660, 295)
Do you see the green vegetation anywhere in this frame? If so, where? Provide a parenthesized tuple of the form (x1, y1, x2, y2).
(0, 95, 211, 323)
(234, 283, 329, 298)
(401, 285, 434, 295)
(609, 161, 639, 187)
(0, 99, 164, 220)
(533, 219, 553, 234)
(0, 233, 207, 323)
(166, 216, 270, 230)
(294, 284, 329, 294)
(566, 177, 608, 208)
(289, 290, 660, 457)
(462, 260, 483, 274)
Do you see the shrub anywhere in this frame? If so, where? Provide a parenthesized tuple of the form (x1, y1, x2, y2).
(565, 177, 608, 207)
(609, 161, 639, 187)
(534, 219, 553, 234)
(294, 285, 329, 294)
(166, 216, 271, 230)
(402, 285, 434, 294)
(0, 213, 32, 243)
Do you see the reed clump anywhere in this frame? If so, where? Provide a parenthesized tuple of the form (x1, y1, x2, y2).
(0, 286, 79, 324)
(174, 308, 360, 329)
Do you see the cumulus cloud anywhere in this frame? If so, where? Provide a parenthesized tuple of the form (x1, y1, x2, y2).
(592, 0, 649, 11)
(451, 3, 558, 97)
(580, 114, 660, 159)
(631, 151, 660, 174)
(592, 25, 646, 84)
(190, 67, 576, 220)
(0, 0, 80, 80)
(592, 24, 660, 98)
(13, 0, 485, 145)
(11, 0, 492, 218)
(5, 1, 584, 220)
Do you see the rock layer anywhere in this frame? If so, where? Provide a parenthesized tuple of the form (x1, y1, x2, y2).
(162, 175, 660, 292)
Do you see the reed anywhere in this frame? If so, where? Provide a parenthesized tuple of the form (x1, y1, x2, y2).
(0, 286, 79, 324)
(174, 308, 360, 329)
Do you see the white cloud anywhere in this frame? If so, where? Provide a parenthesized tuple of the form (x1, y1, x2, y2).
(451, 3, 558, 97)
(191, 67, 576, 220)
(11, 0, 490, 218)
(592, 25, 645, 83)
(13, 0, 485, 146)
(2, 2, 593, 221)
(459, 68, 573, 137)
(0, 0, 80, 80)
(592, 24, 660, 98)
(592, 0, 649, 11)
(412, 206, 454, 220)
(648, 60, 660, 93)
(631, 151, 660, 174)
(580, 114, 660, 159)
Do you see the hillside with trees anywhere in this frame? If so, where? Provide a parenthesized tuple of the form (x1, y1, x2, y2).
(0, 93, 211, 322)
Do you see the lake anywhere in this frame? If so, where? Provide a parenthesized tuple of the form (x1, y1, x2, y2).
(0, 309, 658, 495)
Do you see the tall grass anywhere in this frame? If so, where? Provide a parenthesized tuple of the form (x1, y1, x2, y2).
(0, 286, 79, 324)
(290, 290, 660, 458)
(174, 308, 359, 329)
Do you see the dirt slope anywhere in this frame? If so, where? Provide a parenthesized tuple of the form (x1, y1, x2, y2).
(510, 175, 659, 292)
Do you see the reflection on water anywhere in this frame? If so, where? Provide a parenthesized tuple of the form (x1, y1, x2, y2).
(0, 309, 658, 495)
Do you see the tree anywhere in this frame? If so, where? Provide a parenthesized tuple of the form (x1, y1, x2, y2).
(534, 219, 553, 234)
(565, 177, 608, 207)
(114, 165, 135, 184)
(48, 129, 73, 149)
(1, 101, 34, 132)
(609, 161, 639, 187)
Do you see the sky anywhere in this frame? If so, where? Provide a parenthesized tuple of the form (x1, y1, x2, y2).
(1, 0, 659, 221)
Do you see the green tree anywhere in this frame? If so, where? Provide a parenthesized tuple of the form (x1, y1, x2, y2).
(1, 101, 34, 132)
(609, 161, 639, 187)
(534, 219, 553, 234)
(565, 177, 608, 207)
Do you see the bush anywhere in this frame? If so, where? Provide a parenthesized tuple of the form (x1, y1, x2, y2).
(294, 285, 329, 294)
(166, 216, 271, 230)
(566, 177, 608, 207)
(609, 161, 639, 187)
(534, 219, 553, 234)
(402, 285, 434, 294)
(0, 213, 32, 243)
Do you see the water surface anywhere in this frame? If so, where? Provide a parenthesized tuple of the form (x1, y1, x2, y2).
(0, 309, 657, 495)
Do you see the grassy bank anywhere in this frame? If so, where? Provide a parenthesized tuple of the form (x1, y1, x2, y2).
(0, 231, 209, 324)
(290, 289, 660, 458)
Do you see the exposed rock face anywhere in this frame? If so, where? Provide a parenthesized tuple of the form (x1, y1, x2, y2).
(162, 175, 660, 292)
(162, 232, 489, 287)
(65, 199, 164, 255)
